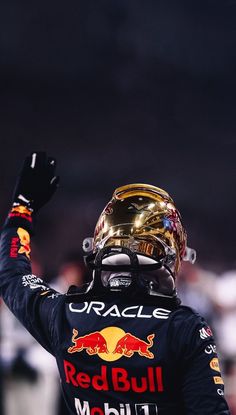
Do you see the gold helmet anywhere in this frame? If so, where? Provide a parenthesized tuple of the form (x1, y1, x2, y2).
(92, 183, 188, 277)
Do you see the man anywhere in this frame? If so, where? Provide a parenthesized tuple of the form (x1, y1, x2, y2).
(0, 152, 230, 414)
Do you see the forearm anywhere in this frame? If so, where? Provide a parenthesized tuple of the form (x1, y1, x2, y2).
(0, 217, 62, 354)
(0, 151, 58, 301)
(0, 225, 32, 305)
(0, 152, 61, 354)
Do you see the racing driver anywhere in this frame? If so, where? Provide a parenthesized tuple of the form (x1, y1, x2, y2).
(0, 152, 231, 414)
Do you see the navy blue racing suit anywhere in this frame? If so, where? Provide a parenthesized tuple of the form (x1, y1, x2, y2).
(0, 225, 231, 415)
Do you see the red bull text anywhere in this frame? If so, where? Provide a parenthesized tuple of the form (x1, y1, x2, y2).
(64, 360, 164, 393)
(10, 237, 19, 258)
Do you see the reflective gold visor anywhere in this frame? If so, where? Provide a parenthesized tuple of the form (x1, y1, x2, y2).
(94, 183, 187, 275)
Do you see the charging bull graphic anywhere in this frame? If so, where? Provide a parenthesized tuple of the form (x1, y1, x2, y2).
(113, 333, 155, 359)
(68, 327, 155, 360)
(68, 329, 109, 355)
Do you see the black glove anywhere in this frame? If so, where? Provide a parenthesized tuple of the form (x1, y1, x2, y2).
(12, 151, 59, 212)
(4, 152, 59, 232)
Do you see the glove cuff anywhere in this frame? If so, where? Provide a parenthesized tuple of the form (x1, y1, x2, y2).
(3, 205, 36, 235)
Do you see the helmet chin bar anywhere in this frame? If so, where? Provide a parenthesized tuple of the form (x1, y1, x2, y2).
(86, 246, 139, 294)
(85, 246, 176, 297)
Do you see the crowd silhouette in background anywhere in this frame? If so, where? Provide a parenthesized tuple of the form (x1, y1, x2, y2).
(0, 242, 236, 415)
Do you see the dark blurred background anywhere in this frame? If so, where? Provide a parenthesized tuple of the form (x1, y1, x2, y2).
(1, 0, 236, 276)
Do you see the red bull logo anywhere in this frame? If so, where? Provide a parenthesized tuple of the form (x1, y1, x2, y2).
(68, 327, 155, 361)
(12, 205, 32, 215)
(9, 206, 32, 222)
(64, 360, 164, 393)
(17, 227, 31, 259)
(113, 333, 154, 359)
(68, 329, 109, 355)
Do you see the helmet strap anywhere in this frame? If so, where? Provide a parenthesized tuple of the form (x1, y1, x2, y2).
(85, 246, 178, 297)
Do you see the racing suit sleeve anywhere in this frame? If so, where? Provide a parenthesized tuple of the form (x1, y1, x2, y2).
(170, 307, 231, 414)
(0, 225, 63, 355)
(0, 152, 62, 355)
